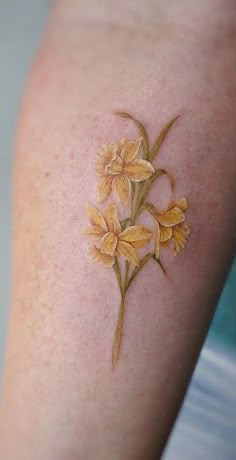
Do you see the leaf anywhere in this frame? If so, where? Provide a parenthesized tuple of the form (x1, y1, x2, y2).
(149, 168, 174, 189)
(127, 253, 153, 288)
(150, 116, 180, 161)
(138, 169, 173, 211)
(151, 255, 166, 274)
(150, 168, 168, 183)
(115, 112, 149, 160)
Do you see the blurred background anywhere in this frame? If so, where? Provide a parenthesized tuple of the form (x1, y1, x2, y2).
(0, 2, 235, 459)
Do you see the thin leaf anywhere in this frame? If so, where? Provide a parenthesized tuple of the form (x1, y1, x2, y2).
(150, 116, 180, 161)
(138, 169, 173, 212)
(151, 255, 166, 274)
(149, 168, 174, 189)
(115, 112, 149, 160)
(127, 253, 153, 288)
(150, 168, 167, 183)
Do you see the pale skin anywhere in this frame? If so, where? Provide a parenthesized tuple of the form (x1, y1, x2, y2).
(0, 1, 236, 459)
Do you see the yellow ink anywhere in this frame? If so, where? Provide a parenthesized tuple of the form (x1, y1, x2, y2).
(84, 113, 190, 366)
(96, 137, 154, 206)
(84, 203, 152, 267)
(145, 198, 190, 258)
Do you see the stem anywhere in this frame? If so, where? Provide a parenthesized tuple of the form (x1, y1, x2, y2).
(112, 293, 125, 367)
(124, 260, 130, 290)
(112, 252, 166, 367)
(132, 182, 144, 218)
(130, 180, 145, 225)
(134, 170, 173, 222)
(127, 253, 153, 289)
(143, 201, 156, 217)
(130, 182, 138, 225)
(113, 257, 123, 295)
(111, 114, 173, 367)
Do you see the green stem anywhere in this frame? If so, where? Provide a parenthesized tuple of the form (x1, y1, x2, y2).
(127, 253, 153, 289)
(134, 169, 173, 222)
(112, 251, 166, 366)
(112, 258, 126, 367)
(112, 292, 125, 367)
(124, 260, 130, 290)
(111, 114, 174, 367)
(130, 180, 145, 225)
(143, 201, 156, 217)
(130, 182, 138, 225)
(126, 252, 166, 292)
(113, 257, 123, 294)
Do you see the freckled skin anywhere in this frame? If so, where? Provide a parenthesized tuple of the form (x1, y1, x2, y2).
(0, 1, 236, 459)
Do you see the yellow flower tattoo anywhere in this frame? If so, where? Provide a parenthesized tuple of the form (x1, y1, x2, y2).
(96, 137, 154, 206)
(145, 198, 190, 258)
(84, 203, 152, 267)
(84, 112, 191, 367)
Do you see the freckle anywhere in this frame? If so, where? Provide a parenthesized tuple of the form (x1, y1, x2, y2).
(70, 152, 74, 159)
(44, 171, 50, 178)
(54, 154, 59, 159)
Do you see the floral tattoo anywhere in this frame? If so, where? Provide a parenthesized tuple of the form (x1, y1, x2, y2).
(84, 112, 190, 366)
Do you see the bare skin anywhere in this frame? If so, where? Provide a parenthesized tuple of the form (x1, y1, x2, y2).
(0, 1, 236, 459)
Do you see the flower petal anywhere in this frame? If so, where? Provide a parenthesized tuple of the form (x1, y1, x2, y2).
(83, 225, 105, 238)
(172, 224, 190, 256)
(120, 137, 143, 163)
(182, 224, 191, 234)
(104, 204, 121, 234)
(156, 207, 185, 227)
(96, 176, 113, 202)
(160, 226, 172, 242)
(119, 225, 152, 247)
(155, 221, 160, 259)
(160, 240, 170, 248)
(123, 159, 154, 181)
(176, 197, 188, 211)
(112, 174, 131, 206)
(89, 246, 114, 267)
(85, 204, 108, 232)
(117, 241, 139, 266)
(96, 143, 118, 176)
(100, 232, 118, 256)
(167, 198, 188, 211)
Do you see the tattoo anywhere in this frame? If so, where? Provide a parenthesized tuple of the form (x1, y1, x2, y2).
(84, 113, 190, 366)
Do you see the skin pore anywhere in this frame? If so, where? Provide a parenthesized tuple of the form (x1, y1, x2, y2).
(0, 1, 236, 459)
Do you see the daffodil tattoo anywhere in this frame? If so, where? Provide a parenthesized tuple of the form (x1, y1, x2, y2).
(84, 112, 190, 366)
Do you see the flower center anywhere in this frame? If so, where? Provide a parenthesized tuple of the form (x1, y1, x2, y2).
(100, 231, 118, 256)
(107, 157, 123, 175)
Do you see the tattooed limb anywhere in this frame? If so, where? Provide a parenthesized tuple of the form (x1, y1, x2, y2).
(0, 1, 236, 459)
